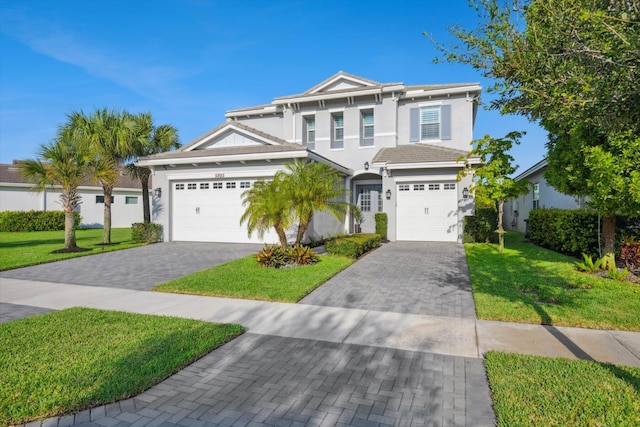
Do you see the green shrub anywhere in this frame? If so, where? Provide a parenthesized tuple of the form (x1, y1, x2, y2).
(374, 213, 388, 239)
(463, 208, 498, 243)
(325, 233, 381, 258)
(131, 223, 163, 243)
(528, 209, 601, 257)
(0, 210, 81, 232)
(255, 244, 319, 268)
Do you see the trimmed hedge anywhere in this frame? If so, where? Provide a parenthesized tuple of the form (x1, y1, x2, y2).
(463, 208, 498, 243)
(325, 233, 381, 258)
(0, 210, 81, 232)
(131, 223, 163, 243)
(528, 209, 640, 257)
(374, 213, 388, 239)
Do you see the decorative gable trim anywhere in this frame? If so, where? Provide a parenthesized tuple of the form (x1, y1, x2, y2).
(183, 122, 281, 152)
(306, 71, 381, 94)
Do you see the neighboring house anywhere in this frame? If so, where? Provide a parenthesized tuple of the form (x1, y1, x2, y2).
(504, 158, 584, 234)
(138, 72, 481, 244)
(0, 161, 147, 228)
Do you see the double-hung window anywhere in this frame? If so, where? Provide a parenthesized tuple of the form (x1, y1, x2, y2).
(361, 110, 374, 147)
(304, 116, 315, 150)
(421, 106, 440, 140)
(331, 113, 344, 149)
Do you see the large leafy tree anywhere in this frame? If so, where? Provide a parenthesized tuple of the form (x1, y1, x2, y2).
(282, 160, 350, 245)
(64, 108, 134, 245)
(20, 132, 93, 251)
(127, 113, 180, 223)
(240, 174, 292, 247)
(429, 0, 640, 258)
(459, 131, 530, 252)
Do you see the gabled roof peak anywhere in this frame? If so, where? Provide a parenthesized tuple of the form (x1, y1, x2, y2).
(303, 71, 387, 95)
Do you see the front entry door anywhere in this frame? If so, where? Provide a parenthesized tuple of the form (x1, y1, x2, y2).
(356, 184, 382, 233)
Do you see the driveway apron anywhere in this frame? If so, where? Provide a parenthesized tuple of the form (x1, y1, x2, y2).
(0, 242, 262, 291)
(302, 242, 477, 318)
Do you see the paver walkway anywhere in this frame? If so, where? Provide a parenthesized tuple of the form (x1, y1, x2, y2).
(301, 243, 476, 318)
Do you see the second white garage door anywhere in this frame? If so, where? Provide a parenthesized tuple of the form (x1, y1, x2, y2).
(172, 179, 279, 243)
(396, 182, 458, 242)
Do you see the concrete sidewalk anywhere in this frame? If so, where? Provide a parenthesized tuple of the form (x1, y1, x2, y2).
(2, 277, 639, 367)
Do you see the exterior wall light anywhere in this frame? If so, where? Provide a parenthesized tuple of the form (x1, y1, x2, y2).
(154, 188, 162, 198)
(463, 187, 469, 199)
(386, 189, 391, 200)
(364, 161, 369, 171)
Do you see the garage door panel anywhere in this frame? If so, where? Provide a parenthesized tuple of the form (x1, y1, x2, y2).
(172, 180, 278, 243)
(396, 182, 458, 242)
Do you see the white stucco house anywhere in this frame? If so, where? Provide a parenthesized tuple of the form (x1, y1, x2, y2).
(504, 158, 585, 234)
(0, 161, 147, 228)
(138, 72, 481, 244)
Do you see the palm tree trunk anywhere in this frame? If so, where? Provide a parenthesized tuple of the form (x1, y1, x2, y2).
(64, 209, 77, 249)
(276, 225, 288, 248)
(140, 169, 151, 223)
(103, 185, 113, 244)
(295, 214, 312, 245)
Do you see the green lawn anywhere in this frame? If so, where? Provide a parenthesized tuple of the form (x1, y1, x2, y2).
(0, 228, 145, 271)
(154, 255, 354, 302)
(0, 308, 243, 426)
(485, 352, 640, 426)
(466, 232, 640, 331)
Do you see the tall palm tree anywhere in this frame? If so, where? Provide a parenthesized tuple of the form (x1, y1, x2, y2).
(240, 175, 292, 247)
(20, 133, 93, 251)
(282, 160, 349, 245)
(126, 113, 180, 223)
(64, 108, 134, 244)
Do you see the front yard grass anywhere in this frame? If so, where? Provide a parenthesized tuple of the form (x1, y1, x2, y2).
(485, 351, 640, 426)
(154, 255, 354, 302)
(466, 232, 640, 331)
(0, 228, 145, 271)
(0, 307, 244, 426)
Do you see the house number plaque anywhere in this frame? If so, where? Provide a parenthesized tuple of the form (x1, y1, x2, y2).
(214, 173, 225, 178)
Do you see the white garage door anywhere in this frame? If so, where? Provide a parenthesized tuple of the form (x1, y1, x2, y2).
(396, 182, 458, 242)
(172, 180, 279, 243)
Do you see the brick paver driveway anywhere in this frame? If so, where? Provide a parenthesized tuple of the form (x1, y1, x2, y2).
(302, 242, 476, 318)
(47, 334, 494, 427)
(0, 242, 261, 291)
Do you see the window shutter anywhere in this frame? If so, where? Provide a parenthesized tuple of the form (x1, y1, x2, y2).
(441, 104, 452, 140)
(410, 108, 420, 142)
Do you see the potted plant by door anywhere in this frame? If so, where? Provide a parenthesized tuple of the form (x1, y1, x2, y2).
(352, 205, 363, 234)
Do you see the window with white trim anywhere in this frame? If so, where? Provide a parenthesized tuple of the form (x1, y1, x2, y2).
(533, 183, 540, 209)
(175, 183, 185, 190)
(421, 106, 441, 140)
(399, 184, 410, 191)
(187, 183, 197, 190)
(443, 183, 456, 190)
(212, 182, 223, 189)
(226, 182, 236, 189)
(331, 113, 344, 149)
(200, 183, 209, 190)
(361, 110, 374, 147)
(414, 184, 425, 191)
(428, 184, 440, 190)
(304, 116, 315, 150)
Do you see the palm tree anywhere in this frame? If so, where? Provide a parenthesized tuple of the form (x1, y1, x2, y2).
(126, 113, 180, 223)
(282, 160, 350, 245)
(64, 108, 134, 244)
(20, 133, 93, 251)
(240, 175, 292, 247)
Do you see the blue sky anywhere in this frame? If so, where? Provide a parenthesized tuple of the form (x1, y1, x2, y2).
(0, 0, 547, 172)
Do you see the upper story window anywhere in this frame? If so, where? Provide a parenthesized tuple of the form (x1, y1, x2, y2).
(331, 113, 344, 149)
(421, 107, 440, 140)
(304, 116, 315, 150)
(410, 105, 452, 142)
(361, 110, 374, 147)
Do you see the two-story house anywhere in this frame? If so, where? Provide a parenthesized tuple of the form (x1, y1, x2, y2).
(138, 72, 480, 243)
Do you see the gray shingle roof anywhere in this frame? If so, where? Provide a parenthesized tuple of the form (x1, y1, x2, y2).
(0, 162, 143, 188)
(141, 121, 306, 162)
(372, 144, 470, 165)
